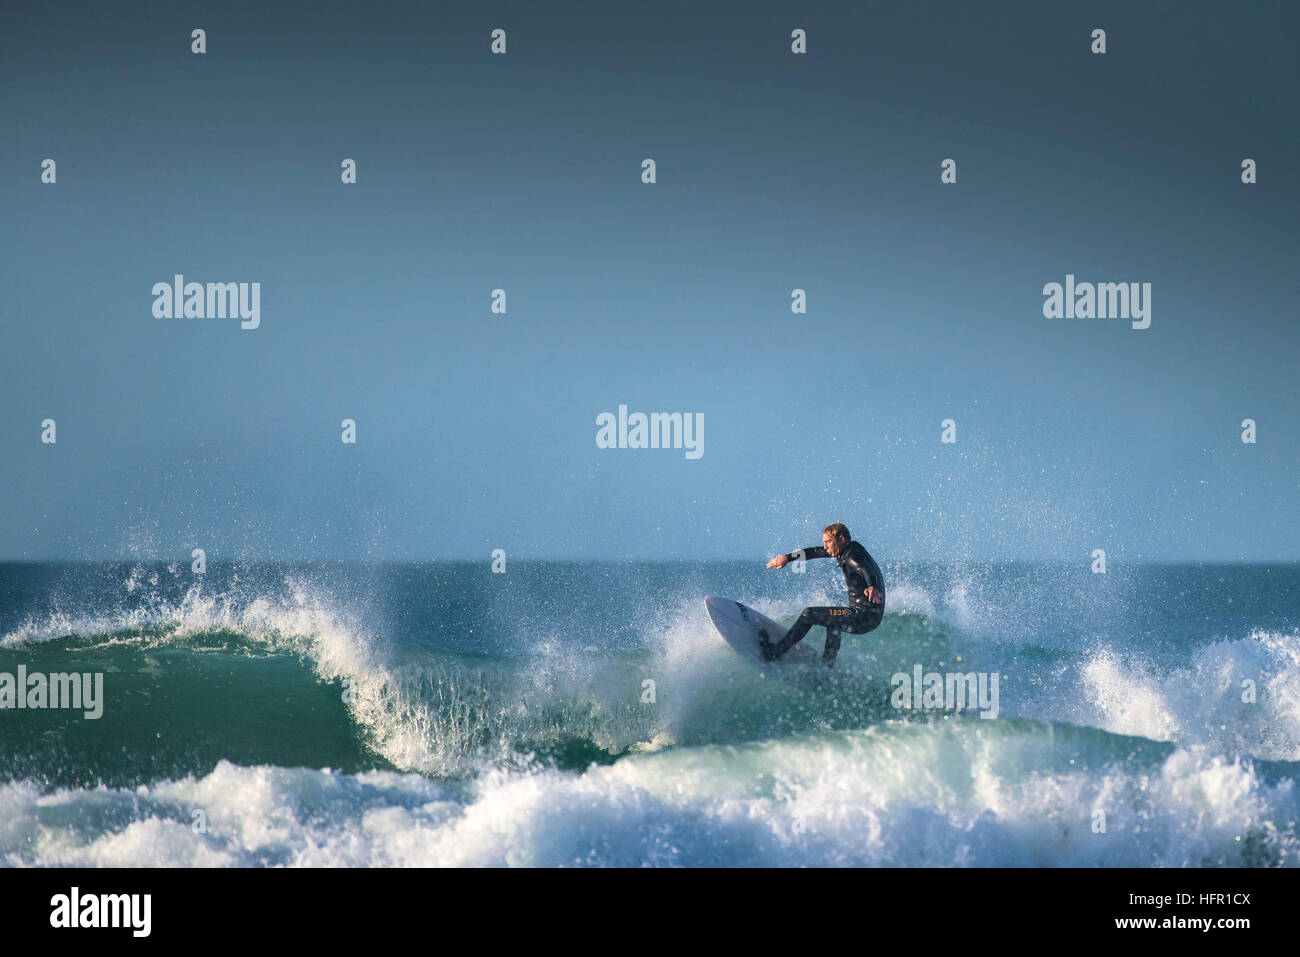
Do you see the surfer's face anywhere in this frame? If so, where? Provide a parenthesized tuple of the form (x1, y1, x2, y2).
(823, 532, 844, 557)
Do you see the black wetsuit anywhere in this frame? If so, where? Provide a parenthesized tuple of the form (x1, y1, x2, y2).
(771, 540, 885, 666)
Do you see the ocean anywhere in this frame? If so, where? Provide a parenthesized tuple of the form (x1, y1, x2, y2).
(1, 559, 1297, 866)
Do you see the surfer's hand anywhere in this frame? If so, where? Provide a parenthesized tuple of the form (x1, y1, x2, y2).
(865, 586, 883, 604)
(767, 555, 790, 569)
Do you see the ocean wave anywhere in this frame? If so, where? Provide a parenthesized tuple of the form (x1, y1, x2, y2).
(4, 719, 1295, 867)
(0, 573, 963, 785)
(3, 565, 1296, 788)
(1071, 630, 1300, 762)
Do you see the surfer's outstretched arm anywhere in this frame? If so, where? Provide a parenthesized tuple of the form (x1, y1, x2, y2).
(766, 546, 829, 569)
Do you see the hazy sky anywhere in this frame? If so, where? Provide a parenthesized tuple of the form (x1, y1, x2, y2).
(2, 1, 1297, 562)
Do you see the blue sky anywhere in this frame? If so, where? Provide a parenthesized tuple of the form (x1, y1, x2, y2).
(1, 1, 1296, 561)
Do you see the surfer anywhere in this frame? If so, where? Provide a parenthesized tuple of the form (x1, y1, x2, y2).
(761, 523, 885, 667)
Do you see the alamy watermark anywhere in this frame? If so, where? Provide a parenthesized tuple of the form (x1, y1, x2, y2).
(596, 404, 703, 459)
(0, 666, 104, 719)
(152, 274, 260, 329)
(891, 664, 999, 719)
(1042, 273, 1150, 329)
(50, 887, 150, 937)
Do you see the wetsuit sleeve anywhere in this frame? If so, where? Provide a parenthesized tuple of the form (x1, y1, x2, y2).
(787, 546, 829, 562)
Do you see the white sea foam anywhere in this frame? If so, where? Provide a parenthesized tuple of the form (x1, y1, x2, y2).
(3, 721, 1294, 867)
(1074, 631, 1300, 761)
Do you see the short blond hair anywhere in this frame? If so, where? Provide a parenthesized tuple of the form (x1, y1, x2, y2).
(822, 522, 850, 542)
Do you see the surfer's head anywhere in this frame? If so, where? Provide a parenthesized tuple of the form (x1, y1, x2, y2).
(822, 523, 850, 556)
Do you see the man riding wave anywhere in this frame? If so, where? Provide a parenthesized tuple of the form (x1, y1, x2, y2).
(762, 522, 885, 667)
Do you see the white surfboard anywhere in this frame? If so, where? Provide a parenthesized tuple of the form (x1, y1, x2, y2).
(704, 597, 820, 664)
